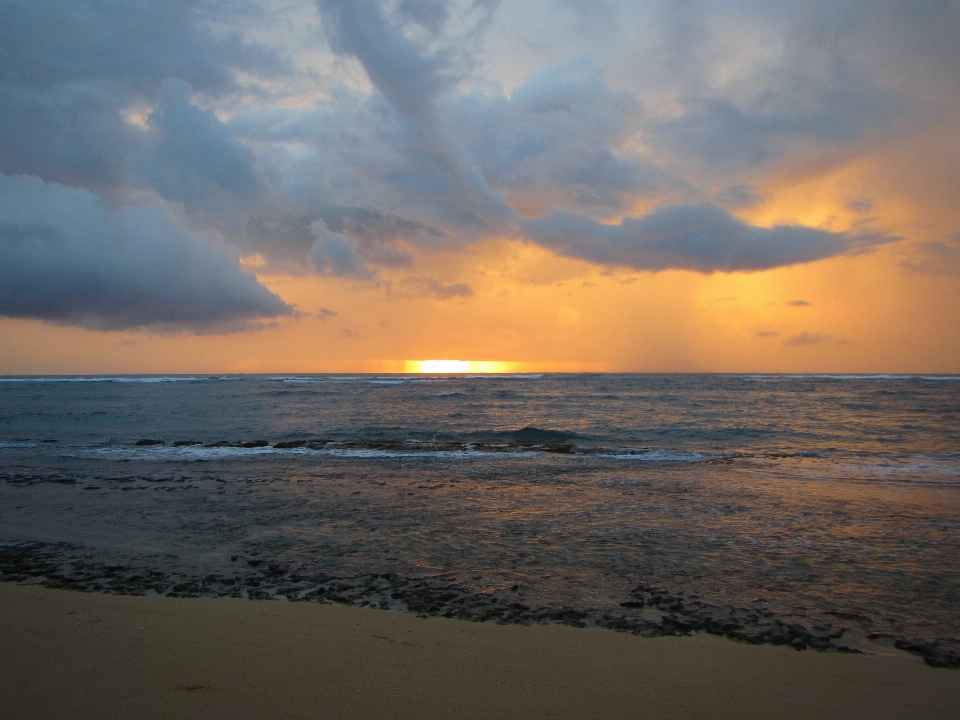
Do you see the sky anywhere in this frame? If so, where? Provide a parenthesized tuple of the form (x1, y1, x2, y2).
(1, 0, 958, 374)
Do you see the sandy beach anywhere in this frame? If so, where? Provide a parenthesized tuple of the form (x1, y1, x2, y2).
(1, 583, 957, 720)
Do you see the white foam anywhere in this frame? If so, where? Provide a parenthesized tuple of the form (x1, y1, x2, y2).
(462, 374, 544, 380)
(0, 376, 221, 383)
(111, 377, 211, 383)
(817, 374, 915, 380)
(85, 444, 285, 461)
(742, 374, 960, 382)
(319, 447, 489, 459)
(599, 449, 712, 462)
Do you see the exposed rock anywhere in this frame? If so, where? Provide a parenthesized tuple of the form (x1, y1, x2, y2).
(0, 540, 954, 665)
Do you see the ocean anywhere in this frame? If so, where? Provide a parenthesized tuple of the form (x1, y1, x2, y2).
(1, 373, 958, 666)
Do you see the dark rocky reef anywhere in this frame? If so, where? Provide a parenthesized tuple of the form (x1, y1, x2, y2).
(1, 541, 957, 668)
(615, 584, 859, 653)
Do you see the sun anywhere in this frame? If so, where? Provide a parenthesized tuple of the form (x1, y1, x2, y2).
(405, 360, 517, 374)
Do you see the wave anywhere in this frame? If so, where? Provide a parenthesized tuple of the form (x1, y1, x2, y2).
(598, 449, 715, 462)
(29, 439, 960, 478)
(463, 374, 544, 380)
(63, 432, 710, 462)
(0, 376, 234, 383)
(742, 374, 960, 382)
(266, 376, 326, 383)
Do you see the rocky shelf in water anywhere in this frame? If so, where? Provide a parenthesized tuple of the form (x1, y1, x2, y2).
(1, 540, 957, 669)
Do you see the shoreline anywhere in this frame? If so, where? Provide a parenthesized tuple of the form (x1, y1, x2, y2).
(4, 540, 959, 669)
(2, 583, 959, 720)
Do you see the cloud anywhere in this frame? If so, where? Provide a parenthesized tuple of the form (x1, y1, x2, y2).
(653, 90, 895, 175)
(714, 184, 764, 210)
(0, 0, 956, 336)
(786, 299, 811, 307)
(397, 0, 451, 37)
(510, 55, 607, 114)
(452, 56, 689, 216)
(316, 0, 515, 234)
(845, 197, 874, 214)
(310, 221, 372, 278)
(900, 236, 960, 276)
(400, 276, 473, 299)
(522, 204, 890, 273)
(0, 173, 291, 332)
(755, 330, 780, 339)
(318, 307, 339, 319)
(317, 0, 456, 122)
(132, 79, 263, 212)
(643, 0, 923, 177)
(784, 332, 831, 347)
(0, 0, 283, 190)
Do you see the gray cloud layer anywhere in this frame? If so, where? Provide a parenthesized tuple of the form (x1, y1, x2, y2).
(522, 204, 887, 273)
(0, 0, 281, 189)
(0, 0, 951, 330)
(0, 174, 291, 331)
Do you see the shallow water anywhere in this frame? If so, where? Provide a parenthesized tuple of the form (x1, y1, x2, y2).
(1, 374, 958, 660)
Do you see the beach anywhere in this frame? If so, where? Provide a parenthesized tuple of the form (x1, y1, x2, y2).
(2, 583, 957, 720)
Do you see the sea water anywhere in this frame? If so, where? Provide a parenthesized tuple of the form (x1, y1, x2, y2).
(1, 374, 958, 662)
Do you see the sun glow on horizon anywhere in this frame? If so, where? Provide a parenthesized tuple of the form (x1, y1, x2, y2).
(405, 360, 517, 374)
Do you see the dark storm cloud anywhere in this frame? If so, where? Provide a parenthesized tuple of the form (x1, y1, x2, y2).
(307, 209, 427, 279)
(713, 184, 765, 210)
(653, 90, 895, 174)
(315, 0, 515, 233)
(317, 0, 454, 122)
(451, 56, 692, 214)
(0, 174, 291, 332)
(319, 206, 444, 247)
(522, 204, 891, 273)
(0, 0, 278, 92)
(0, 0, 283, 189)
(233, 51, 681, 265)
(397, 0, 451, 36)
(309, 221, 372, 279)
(0, 83, 138, 190)
(0, 0, 294, 331)
(133, 79, 263, 211)
(643, 0, 958, 176)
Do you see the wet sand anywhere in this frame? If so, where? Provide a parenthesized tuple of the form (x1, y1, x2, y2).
(1, 583, 957, 720)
